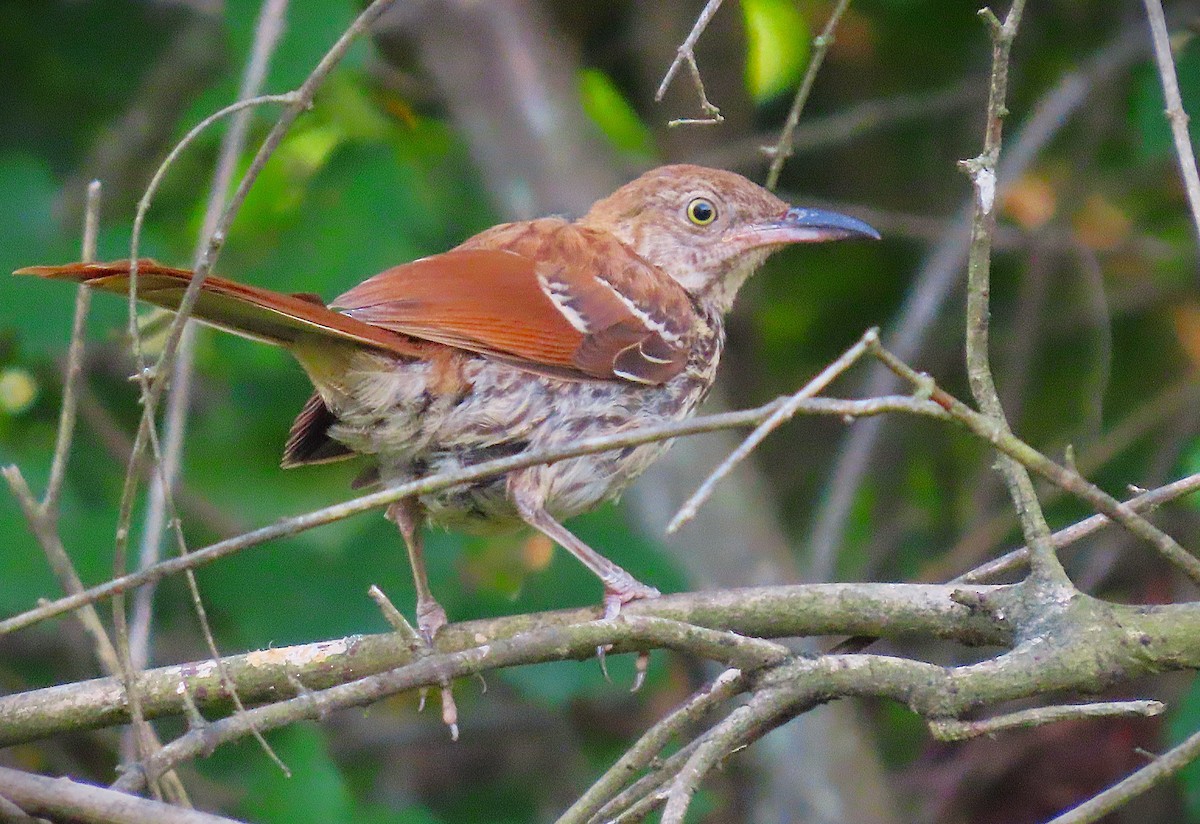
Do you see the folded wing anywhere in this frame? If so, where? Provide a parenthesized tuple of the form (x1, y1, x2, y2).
(334, 220, 698, 385)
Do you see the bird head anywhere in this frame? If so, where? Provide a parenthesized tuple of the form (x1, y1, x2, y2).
(580, 164, 879, 315)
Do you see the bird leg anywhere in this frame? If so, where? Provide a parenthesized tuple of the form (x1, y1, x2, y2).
(386, 498, 448, 642)
(509, 478, 661, 618)
(510, 478, 658, 689)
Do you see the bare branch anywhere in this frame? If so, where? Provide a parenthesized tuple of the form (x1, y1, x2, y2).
(869, 340, 1200, 585)
(0, 582, 1010, 748)
(764, 0, 853, 189)
(958, 0, 1071, 588)
(957, 470, 1200, 584)
(0, 766, 238, 824)
(0, 393, 945, 637)
(132, 0, 291, 672)
(110, 616, 792, 793)
(43, 180, 101, 516)
(929, 700, 1164, 742)
(655, 0, 726, 125)
(1142, 0, 1200, 251)
(805, 19, 1160, 579)
(669, 327, 878, 532)
(558, 668, 749, 824)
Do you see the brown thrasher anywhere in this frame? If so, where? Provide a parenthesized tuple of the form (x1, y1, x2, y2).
(17, 164, 878, 639)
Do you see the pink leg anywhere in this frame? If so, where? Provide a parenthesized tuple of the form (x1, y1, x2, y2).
(386, 498, 448, 641)
(509, 477, 660, 618)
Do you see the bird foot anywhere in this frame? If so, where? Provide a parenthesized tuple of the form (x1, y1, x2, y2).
(597, 581, 660, 690)
(416, 597, 448, 646)
(601, 581, 661, 620)
(411, 598, 457, 740)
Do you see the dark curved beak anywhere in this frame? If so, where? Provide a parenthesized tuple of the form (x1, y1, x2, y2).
(734, 206, 881, 246)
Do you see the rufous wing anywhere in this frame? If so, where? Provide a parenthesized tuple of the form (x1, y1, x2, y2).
(333, 220, 698, 385)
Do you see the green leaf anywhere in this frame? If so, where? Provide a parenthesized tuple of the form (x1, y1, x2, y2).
(578, 69, 654, 156)
(742, 0, 810, 103)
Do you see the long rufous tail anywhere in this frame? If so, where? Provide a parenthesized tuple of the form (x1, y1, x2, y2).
(14, 259, 421, 358)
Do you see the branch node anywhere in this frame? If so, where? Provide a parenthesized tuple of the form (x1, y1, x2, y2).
(978, 7, 1002, 32)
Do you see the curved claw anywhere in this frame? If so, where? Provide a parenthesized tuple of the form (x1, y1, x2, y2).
(596, 581, 661, 682)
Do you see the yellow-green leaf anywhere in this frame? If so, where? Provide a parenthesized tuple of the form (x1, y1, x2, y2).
(0, 367, 37, 415)
(578, 69, 654, 155)
(742, 0, 810, 103)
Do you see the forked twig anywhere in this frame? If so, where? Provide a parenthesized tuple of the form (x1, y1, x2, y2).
(655, 0, 726, 126)
(128, 0, 295, 784)
(956, 471, 1200, 584)
(668, 327, 878, 533)
(805, 19, 1157, 579)
(958, 0, 1070, 588)
(868, 340, 1200, 585)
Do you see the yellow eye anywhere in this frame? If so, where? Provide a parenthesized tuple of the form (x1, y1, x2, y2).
(686, 197, 717, 226)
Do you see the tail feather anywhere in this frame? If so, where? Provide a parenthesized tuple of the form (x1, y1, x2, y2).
(14, 259, 424, 358)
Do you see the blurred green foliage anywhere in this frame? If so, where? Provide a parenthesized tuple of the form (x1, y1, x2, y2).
(741, 0, 810, 102)
(578, 69, 655, 156)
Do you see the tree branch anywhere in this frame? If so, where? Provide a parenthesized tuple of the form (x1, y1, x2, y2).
(0, 582, 1008, 748)
(0, 766, 240, 824)
(0, 394, 945, 637)
(1142, 0, 1200, 252)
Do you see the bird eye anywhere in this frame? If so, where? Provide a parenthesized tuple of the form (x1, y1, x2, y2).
(686, 197, 717, 226)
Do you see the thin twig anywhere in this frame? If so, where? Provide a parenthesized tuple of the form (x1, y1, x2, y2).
(805, 20, 1159, 579)
(132, 0, 291, 673)
(1142, 0, 1200, 251)
(596, 740, 703, 823)
(929, 700, 1164, 741)
(959, 0, 1069, 588)
(655, 0, 725, 125)
(96, 89, 299, 786)
(1, 183, 120, 676)
(1045, 722, 1200, 823)
(0, 393, 946, 637)
(955, 470, 1200, 584)
(668, 328, 877, 532)
(764, 0, 853, 189)
(43, 180, 101, 516)
(368, 585, 422, 645)
(939, 378, 1199, 577)
(128, 0, 294, 784)
(869, 341, 1200, 585)
(556, 668, 749, 824)
(109, 0, 398, 782)
(657, 682, 799, 824)
(1, 466, 120, 675)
